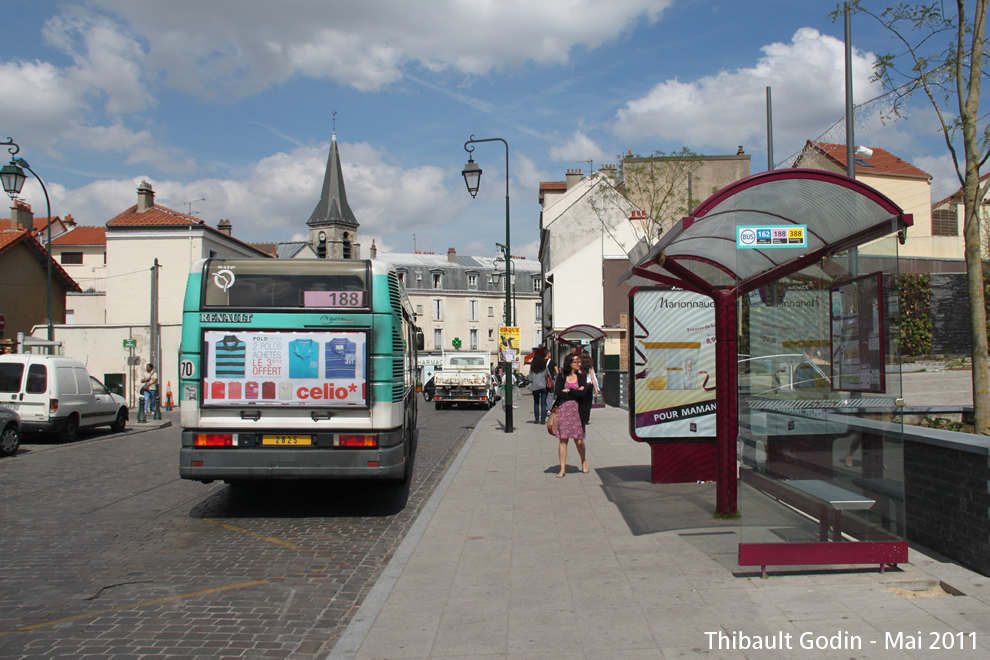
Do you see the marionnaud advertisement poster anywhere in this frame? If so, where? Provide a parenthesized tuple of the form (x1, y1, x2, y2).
(202, 330, 367, 407)
(631, 289, 716, 440)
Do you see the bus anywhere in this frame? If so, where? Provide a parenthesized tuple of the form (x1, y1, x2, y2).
(178, 258, 422, 484)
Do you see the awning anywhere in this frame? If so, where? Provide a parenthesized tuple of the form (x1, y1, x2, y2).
(553, 324, 608, 345)
(625, 169, 912, 293)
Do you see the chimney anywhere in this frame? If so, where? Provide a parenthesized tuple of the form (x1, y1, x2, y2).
(598, 164, 617, 179)
(64, 214, 76, 227)
(136, 180, 155, 213)
(10, 200, 33, 230)
(370, 240, 377, 259)
(565, 169, 583, 190)
(217, 219, 232, 235)
(737, 146, 745, 155)
(448, 247, 457, 263)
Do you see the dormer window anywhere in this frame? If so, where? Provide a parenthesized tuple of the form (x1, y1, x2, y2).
(432, 271, 443, 289)
(533, 276, 542, 292)
(467, 273, 478, 290)
(396, 268, 407, 285)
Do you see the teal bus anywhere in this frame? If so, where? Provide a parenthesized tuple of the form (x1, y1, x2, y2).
(178, 258, 422, 484)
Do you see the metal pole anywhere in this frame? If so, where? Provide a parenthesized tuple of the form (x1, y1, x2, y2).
(463, 136, 513, 432)
(15, 161, 54, 345)
(845, 2, 859, 277)
(766, 86, 774, 170)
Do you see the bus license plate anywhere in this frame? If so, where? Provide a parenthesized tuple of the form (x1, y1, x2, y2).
(262, 435, 312, 446)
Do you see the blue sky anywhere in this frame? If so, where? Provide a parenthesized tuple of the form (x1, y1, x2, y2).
(1, 1, 965, 260)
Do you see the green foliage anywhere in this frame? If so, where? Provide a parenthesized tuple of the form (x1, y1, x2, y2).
(898, 273, 932, 356)
(923, 416, 966, 432)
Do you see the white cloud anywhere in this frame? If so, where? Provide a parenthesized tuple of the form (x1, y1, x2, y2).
(613, 28, 884, 155)
(53, 140, 465, 248)
(549, 131, 610, 166)
(87, 0, 671, 97)
(915, 153, 961, 202)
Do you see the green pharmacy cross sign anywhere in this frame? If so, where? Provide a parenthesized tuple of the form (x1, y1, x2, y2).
(452, 337, 462, 349)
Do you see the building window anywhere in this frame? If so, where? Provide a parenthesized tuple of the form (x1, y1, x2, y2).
(416, 304, 423, 316)
(470, 329, 479, 350)
(432, 272, 442, 289)
(535, 302, 542, 320)
(488, 329, 494, 340)
(932, 207, 958, 236)
(397, 270, 406, 284)
(434, 329, 443, 349)
(103, 251, 107, 265)
(533, 276, 542, 292)
(432, 299, 443, 321)
(60, 252, 83, 265)
(468, 274, 478, 289)
(209, 249, 218, 258)
(488, 306, 494, 317)
(469, 300, 479, 321)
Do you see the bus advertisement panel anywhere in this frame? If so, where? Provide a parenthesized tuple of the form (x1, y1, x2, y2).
(201, 329, 367, 407)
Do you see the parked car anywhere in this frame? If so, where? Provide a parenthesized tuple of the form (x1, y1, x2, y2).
(0, 405, 20, 456)
(0, 355, 129, 442)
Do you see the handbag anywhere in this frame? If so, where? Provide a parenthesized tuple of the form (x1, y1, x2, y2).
(546, 407, 558, 435)
(544, 372, 554, 390)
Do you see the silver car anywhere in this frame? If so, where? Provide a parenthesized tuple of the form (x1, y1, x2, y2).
(0, 404, 20, 457)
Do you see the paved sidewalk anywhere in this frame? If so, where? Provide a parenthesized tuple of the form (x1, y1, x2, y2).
(330, 405, 990, 659)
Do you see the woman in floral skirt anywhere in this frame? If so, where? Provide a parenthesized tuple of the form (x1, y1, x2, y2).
(553, 354, 592, 477)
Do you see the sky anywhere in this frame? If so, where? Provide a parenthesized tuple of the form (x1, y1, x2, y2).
(0, 0, 969, 261)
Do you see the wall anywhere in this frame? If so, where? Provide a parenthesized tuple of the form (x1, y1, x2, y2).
(37, 322, 182, 409)
(0, 241, 68, 339)
(904, 433, 990, 577)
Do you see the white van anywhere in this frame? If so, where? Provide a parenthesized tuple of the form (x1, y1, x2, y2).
(0, 355, 129, 442)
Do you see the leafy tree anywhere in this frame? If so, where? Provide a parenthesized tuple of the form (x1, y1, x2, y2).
(840, 0, 990, 433)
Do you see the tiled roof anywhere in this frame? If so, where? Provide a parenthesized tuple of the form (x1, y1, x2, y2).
(106, 204, 203, 226)
(105, 204, 272, 257)
(0, 217, 62, 232)
(52, 226, 106, 246)
(794, 141, 931, 179)
(0, 229, 82, 291)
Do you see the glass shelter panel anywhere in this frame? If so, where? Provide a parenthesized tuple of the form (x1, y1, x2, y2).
(738, 239, 905, 557)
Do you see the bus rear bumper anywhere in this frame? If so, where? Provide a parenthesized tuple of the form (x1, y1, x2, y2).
(179, 444, 406, 481)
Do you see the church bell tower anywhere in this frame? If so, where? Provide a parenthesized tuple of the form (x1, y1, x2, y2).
(307, 130, 360, 259)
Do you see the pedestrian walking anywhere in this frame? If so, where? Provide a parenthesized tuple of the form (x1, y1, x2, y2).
(553, 354, 591, 477)
(140, 363, 158, 414)
(578, 352, 600, 426)
(527, 353, 550, 424)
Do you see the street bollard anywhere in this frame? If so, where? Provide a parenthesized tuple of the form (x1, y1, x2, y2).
(137, 404, 145, 424)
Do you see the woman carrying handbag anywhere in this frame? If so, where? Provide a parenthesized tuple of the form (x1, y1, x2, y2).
(527, 353, 551, 424)
(552, 354, 592, 477)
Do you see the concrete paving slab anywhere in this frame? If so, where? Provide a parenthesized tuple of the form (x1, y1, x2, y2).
(333, 404, 990, 660)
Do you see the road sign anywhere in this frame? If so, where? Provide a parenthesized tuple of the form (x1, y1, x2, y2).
(122, 338, 137, 348)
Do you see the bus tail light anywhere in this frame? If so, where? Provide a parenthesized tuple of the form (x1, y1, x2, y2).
(195, 433, 234, 447)
(337, 434, 377, 448)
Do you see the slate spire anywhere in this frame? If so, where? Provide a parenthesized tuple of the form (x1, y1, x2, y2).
(307, 131, 358, 227)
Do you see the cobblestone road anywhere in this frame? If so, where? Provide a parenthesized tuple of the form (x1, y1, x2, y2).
(0, 403, 485, 658)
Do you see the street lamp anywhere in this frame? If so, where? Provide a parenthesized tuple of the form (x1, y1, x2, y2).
(463, 135, 514, 433)
(2, 138, 54, 343)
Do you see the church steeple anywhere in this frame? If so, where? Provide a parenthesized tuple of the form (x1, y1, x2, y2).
(308, 130, 360, 259)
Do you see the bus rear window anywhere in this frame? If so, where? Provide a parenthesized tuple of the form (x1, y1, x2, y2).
(203, 260, 369, 309)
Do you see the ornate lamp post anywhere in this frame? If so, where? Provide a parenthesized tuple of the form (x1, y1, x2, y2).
(2, 138, 54, 343)
(463, 135, 513, 432)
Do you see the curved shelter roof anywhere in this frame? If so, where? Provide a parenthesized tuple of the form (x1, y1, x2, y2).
(631, 169, 912, 292)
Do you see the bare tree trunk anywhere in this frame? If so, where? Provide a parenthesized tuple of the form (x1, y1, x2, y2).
(959, 0, 990, 433)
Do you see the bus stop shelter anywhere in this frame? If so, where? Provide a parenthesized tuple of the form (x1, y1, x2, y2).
(625, 169, 912, 572)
